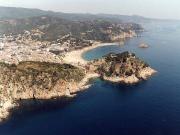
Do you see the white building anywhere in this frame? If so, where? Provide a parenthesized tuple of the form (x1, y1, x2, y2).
(0, 43, 4, 50)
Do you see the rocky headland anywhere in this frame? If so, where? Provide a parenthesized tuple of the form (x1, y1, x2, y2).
(86, 51, 156, 84)
(0, 61, 86, 122)
(0, 50, 156, 122)
(0, 7, 156, 123)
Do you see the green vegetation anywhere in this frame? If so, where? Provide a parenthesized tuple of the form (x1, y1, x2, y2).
(1, 61, 85, 83)
(96, 51, 150, 78)
(0, 14, 142, 41)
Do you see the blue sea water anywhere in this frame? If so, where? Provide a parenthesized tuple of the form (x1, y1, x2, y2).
(1, 21, 180, 135)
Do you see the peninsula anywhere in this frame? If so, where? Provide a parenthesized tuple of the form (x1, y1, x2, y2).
(0, 7, 156, 122)
(0, 49, 156, 122)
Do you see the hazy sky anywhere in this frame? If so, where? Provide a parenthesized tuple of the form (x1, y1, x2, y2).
(0, 0, 179, 19)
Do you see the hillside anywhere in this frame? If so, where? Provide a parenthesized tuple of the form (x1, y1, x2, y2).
(0, 14, 143, 64)
(0, 61, 86, 121)
(0, 6, 51, 19)
(0, 6, 151, 23)
(88, 51, 156, 84)
(0, 15, 143, 40)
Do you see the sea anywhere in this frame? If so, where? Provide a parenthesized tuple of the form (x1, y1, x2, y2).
(1, 21, 180, 135)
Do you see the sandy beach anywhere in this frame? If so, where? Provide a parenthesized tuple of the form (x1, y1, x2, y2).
(63, 42, 156, 85)
(63, 42, 119, 94)
(63, 40, 157, 94)
(63, 42, 119, 66)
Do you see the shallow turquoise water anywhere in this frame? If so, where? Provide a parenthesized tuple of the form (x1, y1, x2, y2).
(1, 21, 180, 135)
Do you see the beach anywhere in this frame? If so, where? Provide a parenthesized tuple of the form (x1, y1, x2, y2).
(63, 42, 119, 66)
(63, 41, 156, 85)
(63, 42, 110, 94)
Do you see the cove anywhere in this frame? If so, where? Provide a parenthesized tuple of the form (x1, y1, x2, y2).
(1, 21, 180, 135)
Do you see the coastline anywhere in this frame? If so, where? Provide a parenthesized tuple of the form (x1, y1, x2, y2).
(0, 74, 100, 123)
(63, 42, 157, 85)
(0, 42, 109, 123)
(0, 41, 156, 123)
(103, 68, 157, 84)
(62, 42, 119, 93)
(70, 73, 100, 94)
(63, 42, 119, 66)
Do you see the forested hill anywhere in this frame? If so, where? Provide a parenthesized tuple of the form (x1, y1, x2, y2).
(0, 6, 151, 23)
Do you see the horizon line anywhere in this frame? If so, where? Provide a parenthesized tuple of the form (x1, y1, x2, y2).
(0, 5, 180, 21)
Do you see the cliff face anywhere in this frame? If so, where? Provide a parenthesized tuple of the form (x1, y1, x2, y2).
(89, 51, 156, 84)
(0, 52, 156, 122)
(0, 61, 85, 121)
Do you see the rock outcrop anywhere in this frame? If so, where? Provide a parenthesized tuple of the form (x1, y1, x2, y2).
(139, 43, 149, 48)
(88, 51, 156, 84)
(0, 51, 157, 123)
(0, 61, 85, 122)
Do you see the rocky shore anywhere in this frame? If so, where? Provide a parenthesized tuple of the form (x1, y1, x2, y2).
(0, 47, 157, 122)
(64, 46, 156, 84)
(0, 14, 152, 123)
(0, 61, 89, 122)
(103, 67, 156, 84)
(89, 51, 156, 84)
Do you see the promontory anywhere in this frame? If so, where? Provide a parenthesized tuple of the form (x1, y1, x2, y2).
(0, 7, 156, 123)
